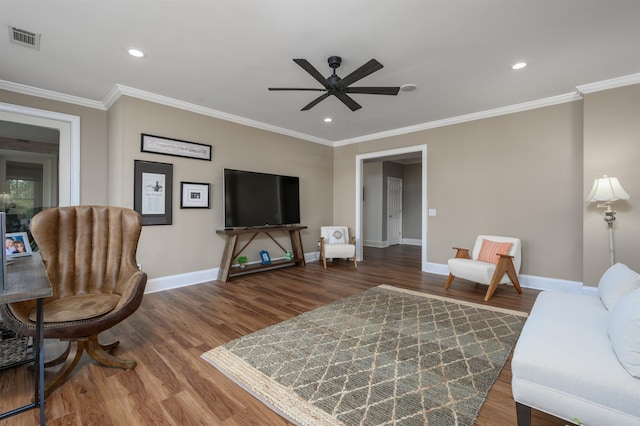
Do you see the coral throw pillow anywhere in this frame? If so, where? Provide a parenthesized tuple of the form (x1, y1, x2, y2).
(477, 239, 513, 264)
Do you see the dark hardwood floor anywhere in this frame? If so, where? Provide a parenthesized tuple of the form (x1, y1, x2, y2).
(0, 245, 566, 425)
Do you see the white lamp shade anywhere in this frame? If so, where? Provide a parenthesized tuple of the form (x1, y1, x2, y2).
(586, 175, 631, 202)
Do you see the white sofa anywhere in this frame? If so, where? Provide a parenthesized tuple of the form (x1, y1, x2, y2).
(512, 263, 640, 426)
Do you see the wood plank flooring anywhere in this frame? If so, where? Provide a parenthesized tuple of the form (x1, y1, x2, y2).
(0, 245, 568, 425)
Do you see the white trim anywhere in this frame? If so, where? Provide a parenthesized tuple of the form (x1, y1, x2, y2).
(4, 74, 639, 148)
(401, 238, 422, 246)
(576, 73, 640, 95)
(104, 84, 332, 146)
(334, 92, 582, 146)
(0, 80, 105, 110)
(145, 251, 319, 293)
(145, 268, 218, 294)
(425, 262, 594, 295)
(356, 145, 427, 271)
(0, 102, 81, 206)
(363, 240, 388, 248)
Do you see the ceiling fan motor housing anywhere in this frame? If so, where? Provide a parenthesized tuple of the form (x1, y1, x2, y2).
(328, 56, 342, 69)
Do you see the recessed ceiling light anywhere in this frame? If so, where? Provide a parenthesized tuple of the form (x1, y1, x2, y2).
(128, 48, 145, 58)
(512, 62, 527, 70)
(400, 84, 417, 92)
(324, 117, 332, 123)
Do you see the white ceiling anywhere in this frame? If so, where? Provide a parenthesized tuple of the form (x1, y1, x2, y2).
(1, 0, 639, 145)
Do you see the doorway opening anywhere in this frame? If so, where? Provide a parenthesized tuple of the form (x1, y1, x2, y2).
(355, 145, 427, 271)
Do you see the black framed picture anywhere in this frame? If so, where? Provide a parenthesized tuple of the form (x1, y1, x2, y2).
(141, 133, 212, 161)
(134, 160, 173, 225)
(181, 182, 210, 209)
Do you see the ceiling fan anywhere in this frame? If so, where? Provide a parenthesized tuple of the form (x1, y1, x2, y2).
(268, 56, 400, 111)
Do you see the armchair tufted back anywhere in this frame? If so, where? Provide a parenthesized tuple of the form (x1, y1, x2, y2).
(30, 206, 143, 300)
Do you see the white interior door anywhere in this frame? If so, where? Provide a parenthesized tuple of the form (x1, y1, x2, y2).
(387, 177, 402, 246)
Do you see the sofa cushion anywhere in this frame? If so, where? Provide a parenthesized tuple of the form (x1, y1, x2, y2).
(326, 228, 347, 244)
(608, 287, 640, 378)
(598, 263, 640, 310)
(476, 239, 512, 264)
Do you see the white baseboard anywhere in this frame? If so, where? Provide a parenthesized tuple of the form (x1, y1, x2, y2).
(364, 239, 421, 248)
(424, 262, 595, 295)
(145, 253, 320, 293)
(145, 257, 597, 297)
(145, 268, 218, 293)
(363, 240, 388, 248)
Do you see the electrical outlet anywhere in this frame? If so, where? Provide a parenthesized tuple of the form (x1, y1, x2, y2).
(137, 263, 142, 270)
(317, 241, 321, 249)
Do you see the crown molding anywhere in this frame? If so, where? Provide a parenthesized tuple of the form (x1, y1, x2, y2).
(105, 84, 333, 146)
(0, 80, 105, 110)
(3, 73, 640, 148)
(334, 91, 583, 147)
(576, 73, 640, 95)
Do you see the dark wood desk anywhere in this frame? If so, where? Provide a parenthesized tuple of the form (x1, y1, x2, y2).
(216, 226, 307, 282)
(0, 254, 52, 425)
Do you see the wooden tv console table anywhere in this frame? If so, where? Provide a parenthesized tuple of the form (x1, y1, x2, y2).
(216, 225, 307, 282)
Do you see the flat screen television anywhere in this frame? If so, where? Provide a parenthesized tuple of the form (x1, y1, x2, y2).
(223, 169, 300, 228)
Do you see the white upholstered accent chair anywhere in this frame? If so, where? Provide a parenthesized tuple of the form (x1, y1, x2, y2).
(319, 226, 357, 269)
(445, 235, 523, 301)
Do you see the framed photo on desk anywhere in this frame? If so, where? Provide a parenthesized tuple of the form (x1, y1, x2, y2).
(6, 231, 32, 258)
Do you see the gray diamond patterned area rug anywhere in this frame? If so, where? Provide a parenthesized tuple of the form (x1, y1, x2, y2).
(201, 285, 527, 426)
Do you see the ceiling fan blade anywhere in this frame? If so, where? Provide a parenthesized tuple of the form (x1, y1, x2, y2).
(335, 93, 362, 111)
(301, 93, 331, 111)
(337, 59, 383, 88)
(268, 88, 327, 91)
(345, 86, 401, 95)
(293, 59, 329, 88)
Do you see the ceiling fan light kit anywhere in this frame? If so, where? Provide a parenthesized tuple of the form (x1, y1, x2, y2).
(268, 56, 401, 111)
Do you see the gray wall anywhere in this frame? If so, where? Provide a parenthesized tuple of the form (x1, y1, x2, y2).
(403, 163, 422, 240)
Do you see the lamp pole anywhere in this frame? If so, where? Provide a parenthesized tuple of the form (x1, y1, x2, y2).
(601, 204, 616, 266)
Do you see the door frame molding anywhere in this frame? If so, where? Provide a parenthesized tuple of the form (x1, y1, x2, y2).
(0, 102, 80, 206)
(355, 144, 427, 271)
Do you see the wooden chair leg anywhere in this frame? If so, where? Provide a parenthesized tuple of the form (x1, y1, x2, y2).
(505, 259, 523, 294)
(86, 335, 136, 370)
(41, 335, 136, 398)
(445, 274, 456, 289)
(44, 341, 72, 368)
(353, 256, 358, 269)
(485, 255, 522, 301)
(43, 340, 85, 398)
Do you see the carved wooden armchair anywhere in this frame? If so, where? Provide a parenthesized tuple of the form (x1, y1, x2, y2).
(1, 206, 147, 397)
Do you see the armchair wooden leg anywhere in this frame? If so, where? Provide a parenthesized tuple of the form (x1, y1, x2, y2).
(86, 335, 136, 370)
(445, 274, 456, 289)
(44, 341, 71, 368)
(41, 335, 136, 398)
(485, 255, 522, 301)
(353, 257, 358, 269)
(485, 275, 501, 301)
(43, 340, 85, 398)
(505, 260, 523, 294)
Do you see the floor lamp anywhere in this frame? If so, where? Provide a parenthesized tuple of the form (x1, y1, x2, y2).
(586, 175, 630, 266)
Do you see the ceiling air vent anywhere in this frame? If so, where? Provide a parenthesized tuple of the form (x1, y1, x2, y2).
(9, 26, 41, 50)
